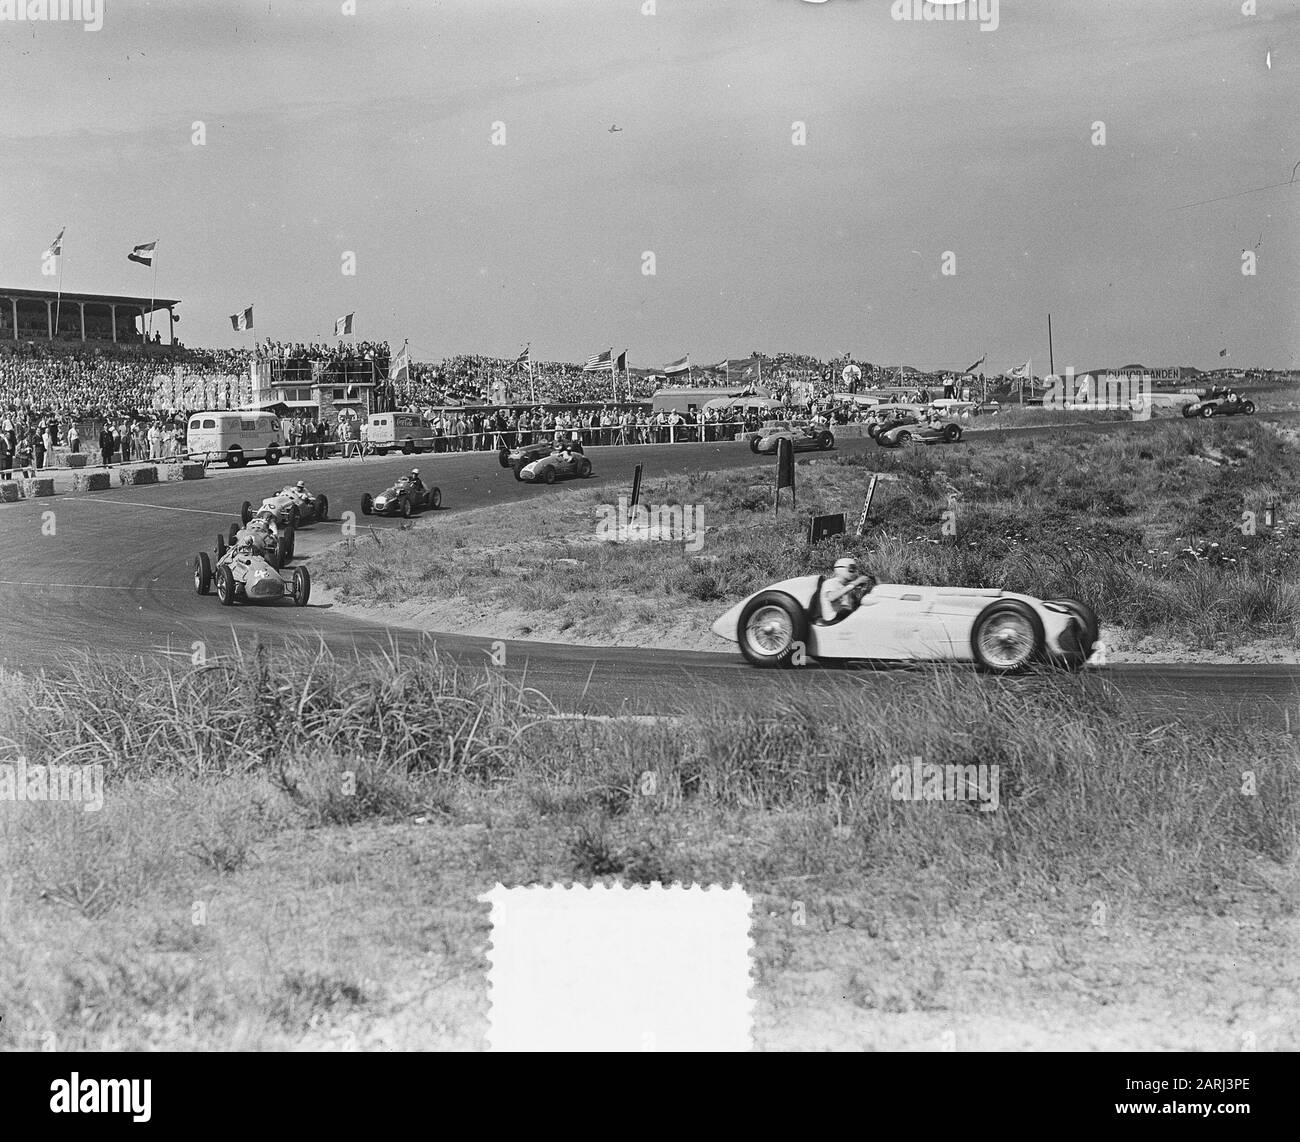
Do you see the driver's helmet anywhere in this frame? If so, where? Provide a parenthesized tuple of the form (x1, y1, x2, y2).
(254, 508, 275, 525)
(410, 468, 420, 480)
(295, 480, 306, 491)
(235, 533, 254, 552)
(833, 556, 859, 584)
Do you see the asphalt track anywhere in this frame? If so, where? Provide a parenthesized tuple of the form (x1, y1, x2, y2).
(1, 416, 1297, 727)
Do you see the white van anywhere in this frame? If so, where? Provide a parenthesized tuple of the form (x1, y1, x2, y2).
(367, 411, 434, 455)
(185, 411, 284, 468)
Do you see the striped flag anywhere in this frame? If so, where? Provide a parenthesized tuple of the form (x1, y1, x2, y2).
(1006, 359, 1031, 380)
(128, 240, 157, 266)
(663, 355, 690, 376)
(335, 312, 355, 337)
(389, 343, 411, 382)
(583, 348, 613, 373)
(44, 227, 65, 259)
(964, 353, 987, 374)
(514, 345, 530, 369)
(229, 306, 254, 331)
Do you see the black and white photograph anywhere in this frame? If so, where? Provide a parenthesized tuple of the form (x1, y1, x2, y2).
(0, 0, 1295, 1094)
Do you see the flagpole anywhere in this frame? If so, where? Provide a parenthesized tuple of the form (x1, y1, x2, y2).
(609, 347, 616, 404)
(148, 241, 158, 342)
(528, 348, 535, 405)
(55, 237, 64, 342)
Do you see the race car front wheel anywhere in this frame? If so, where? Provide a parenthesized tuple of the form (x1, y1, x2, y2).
(401, 497, 413, 518)
(738, 592, 808, 669)
(577, 458, 592, 477)
(361, 493, 373, 516)
(215, 565, 235, 607)
(749, 437, 761, 454)
(194, 553, 212, 596)
(240, 500, 252, 525)
(1242, 400, 1256, 414)
(819, 432, 834, 450)
(971, 600, 1044, 674)
(316, 495, 329, 522)
(513, 464, 525, 482)
(292, 566, 311, 607)
(943, 424, 962, 443)
(1200, 405, 1215, 418)
(429, 488, 442, 509)
(498, 449, 512, 469)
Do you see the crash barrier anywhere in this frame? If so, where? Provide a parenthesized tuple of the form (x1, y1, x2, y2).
(61, 452, 90, 469)
(22, 477, 54, 498)
(118, 466, 158, 487)
(163, 462, 205, 481)
(0, 482, 19, 502)
(72, 471, 112, 493)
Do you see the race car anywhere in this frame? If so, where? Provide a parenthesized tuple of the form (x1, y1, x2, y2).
(865, 405, 925, 438)
(240, 481, 330, 528)
(712, 574, 1098, 673)
(749, 423, 835, 455)
(193, 543, 310, 607)
(500, 439, 584, 480)
(360, 473, 442, 517)
(518, 447, 593, 484)
(875, 417, 963, 447)
(1181, 391, 1255, 418)
(216, 510, 294, 569)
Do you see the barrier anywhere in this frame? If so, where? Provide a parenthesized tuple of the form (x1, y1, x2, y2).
(22, 477, 55, 498)
(118, 466, 158, 486)
(72, 471, 112, 492)
(0, 482, 19, 503)
(163, 462, 205, 482)
(61, 453, 90, 469)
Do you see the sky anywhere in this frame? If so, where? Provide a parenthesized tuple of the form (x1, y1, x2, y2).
(1, 0, 1296, 372)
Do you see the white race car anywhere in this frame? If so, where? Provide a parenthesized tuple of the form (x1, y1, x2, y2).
(712, 575, 1098, 672)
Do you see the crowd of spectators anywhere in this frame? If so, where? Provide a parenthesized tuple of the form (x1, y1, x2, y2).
(255, 339, 391, 383)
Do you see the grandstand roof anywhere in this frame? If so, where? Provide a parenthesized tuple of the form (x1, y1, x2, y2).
(0, 286, 179, 311)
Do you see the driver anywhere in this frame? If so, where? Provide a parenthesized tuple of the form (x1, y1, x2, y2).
(233, 532, 255, 559)
(408, 468, 424, 491)
(819, 556, 874, 622)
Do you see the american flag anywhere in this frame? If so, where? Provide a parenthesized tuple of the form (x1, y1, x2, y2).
(583, 349, 613, 372)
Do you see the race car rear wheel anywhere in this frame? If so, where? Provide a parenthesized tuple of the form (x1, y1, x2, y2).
(274, 535, 291, 569)
(943, 424, 962, 443)
(361, 493, 373, 516)
(543, 467, 557, 485)
(895, 430, 913, 445)
(749, 437, 761, 454)
(1242, 400, 1256, 414)
(1049, 598, 1099, 668)
(971, 600, 1044, 674)
(513, 464, 525, 481)
(819, 432, 834, 450)
(292, 566, 311, 607)
(316, 495, 328, 522)
(738, 592, 808, 669)
(215, 565, 235, 607)
(1199, 404, 1215, 418)
(577, 458, 592, 477)
(866, 422, 881, 438)
(194, 552, 212, 595)
(401, 497, 412, 518)
(283, 524, 296, 561)
(429, 487, 442, 509)
(228, 522, 239, 545)
(290, 506, 301, 528)
(215, 534, 227, 559)
(498, 449, 512, 469)
(240, 500, 252, 525)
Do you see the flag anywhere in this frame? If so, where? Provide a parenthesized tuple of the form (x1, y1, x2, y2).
(514, 345, 530, 369)
(335, 312, 355, 337)
(128, 240, 157, 266)
(389, 344, 411, 382)
(584, 349, 613, 373)
(44, 228, 65, 259)
(1006, 360, 1031, 380)
(616, 350, 627, 372)
(664, 355, 690, 375)
(230, 306, 254, 331)
(964, 353, 987, 374)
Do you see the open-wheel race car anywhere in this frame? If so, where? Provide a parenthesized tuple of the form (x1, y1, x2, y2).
(193, 542, 310, 607)
(500, 439, 584, 480)
(360, 472, 442, 517)
(875, 417, 963, 447)
(240, 481, 329, 529)
(712, 574, 1099, 673)
(749, 424, 835, 455)
(518, 446, 593, 484)
(1181, 391, 1255, 419)
(865, 405, 925, 438)
(216, 510, 295, 569)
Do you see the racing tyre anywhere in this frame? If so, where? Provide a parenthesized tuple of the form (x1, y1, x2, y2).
(498, 449, 511, 469)
(895, 430, 913, 445)
(866, 422, 881, 439)
(1199, 404, 1215, 419)
(749, 437, 761, 454)
(316, 495, 328, 522)
(283, 524, 296, 561)
(819, 432, 834, 451)
(228, 522, 240, 545)
(265, 447, 280, 466)
(273, 534, 291, 569)
(215, 534, 227, 559)
(240, 500, 253, 525)
(577, 458, 592, 477)
(429, 487, 442, 510)
(543, 467, 557, 485)
(401, 497, 412, 518)
(513, 464, 525, 481)
(215, 565, 235, 607)
(1242, 400, 1256, 415)
(289, 506, 301, 529)
(361, 493, 373, 516)
(970, 600, 1044, 674)
(942, 423, 962, 443)
(1047, 598, 1099, 669)
(738, 592, 808, 669)
(1181, 404, 1197, 418)
(194, 552, 212, 595)
(292, 566, 311, 607)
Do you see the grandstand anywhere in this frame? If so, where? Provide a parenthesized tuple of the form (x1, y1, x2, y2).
(0, 286, 179, 346)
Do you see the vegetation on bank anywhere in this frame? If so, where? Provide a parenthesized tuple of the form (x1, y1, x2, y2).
(317, 419, 1300, 651)
(0, 645, 1296, 1047)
